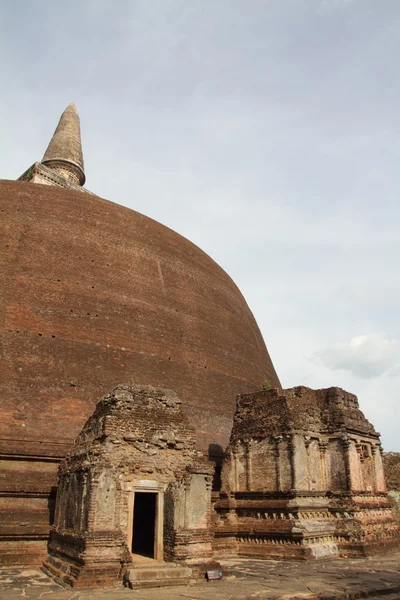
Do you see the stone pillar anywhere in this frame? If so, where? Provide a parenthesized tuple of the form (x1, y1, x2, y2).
(343, 437, 363, 492)
(183, 477, 190, 529)
(289, 433, 309, 491)
(289, 434, 298, 491)
(86, 475, 98, 533)
(79, 472, 88, 530)
(355, 442, 365, 491)
(343, 438, 353, 491)
(304, 436, 311, 491)
(318, 438, 328, 491)
(372, 444, 387, 493)
(245, 439, 253, 491)
(232, 445, 239, 491)
(273, 436, 282, 492)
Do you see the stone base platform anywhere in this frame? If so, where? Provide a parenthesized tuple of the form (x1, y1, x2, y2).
(214, 490, 400, 561)
(2, 552, 400, 599)
(124, 560, 192, 588)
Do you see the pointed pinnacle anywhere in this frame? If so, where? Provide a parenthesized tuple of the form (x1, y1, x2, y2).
(42, 102, 85, 186)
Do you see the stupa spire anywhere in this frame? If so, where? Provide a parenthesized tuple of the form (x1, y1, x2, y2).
(41, 102, 85, 186)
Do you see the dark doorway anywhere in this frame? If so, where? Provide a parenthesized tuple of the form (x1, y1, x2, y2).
(132, 492, 156, 558)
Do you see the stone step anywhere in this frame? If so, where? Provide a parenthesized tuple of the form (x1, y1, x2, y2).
(125, 562, 192, 589)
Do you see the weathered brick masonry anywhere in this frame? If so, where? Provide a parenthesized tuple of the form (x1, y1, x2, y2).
(43, 384, 218, 588)
(0, 179, 278, 566)
(383, 452, 400, 522)
(3, 104, 399, 585)
(214, 386, 400, 559)
(1, 103, 280, 567)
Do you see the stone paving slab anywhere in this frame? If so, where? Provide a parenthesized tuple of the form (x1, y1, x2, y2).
(1, 553, 400, 600)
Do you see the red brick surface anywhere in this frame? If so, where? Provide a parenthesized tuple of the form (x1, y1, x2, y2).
(0, 179, 279, 454)
(0, 179, 280, 564)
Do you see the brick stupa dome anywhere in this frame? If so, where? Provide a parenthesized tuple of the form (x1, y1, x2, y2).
(0, 180, 280, 457)
(0, 103, 280, 566)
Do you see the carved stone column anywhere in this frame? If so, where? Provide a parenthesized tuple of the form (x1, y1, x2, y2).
(79, 471, 88, 530)
(232, 444, 240, 491)
(289, 433, 310, 491)
(355, 441, 365, 491)
(318, 438, 328, 491)
(289, 434, 297, 491)
(372, 444, 387, 493)
(342, 436, 363, 492)
(371, 444, 378, 493)
(183, 475, 190, 529)
(245, 439, 253, 491)
(342, 437, 353, 492)
(273, 435, 283, 492)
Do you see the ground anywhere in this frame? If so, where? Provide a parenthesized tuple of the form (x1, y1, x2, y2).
(1, 553, 400, 600)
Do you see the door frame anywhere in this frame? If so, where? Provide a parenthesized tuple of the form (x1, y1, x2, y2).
(126, 480, 165, 561)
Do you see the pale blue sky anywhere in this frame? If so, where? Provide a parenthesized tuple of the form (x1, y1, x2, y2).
(1, 0, 400, 449)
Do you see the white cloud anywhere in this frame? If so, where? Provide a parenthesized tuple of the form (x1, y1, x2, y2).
(319, 0, 365, 10)
(314, 333, 400, 378)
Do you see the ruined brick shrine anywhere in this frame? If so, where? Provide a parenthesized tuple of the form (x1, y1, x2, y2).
(1, 103, 400, 588)
(43, 384, 218, 588)
(214, 386, 400, 560)
(43, 383, 400, 588)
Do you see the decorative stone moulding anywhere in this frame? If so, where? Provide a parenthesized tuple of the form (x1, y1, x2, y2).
(40, 158, 85, 186)
(18, 161, 91, 192)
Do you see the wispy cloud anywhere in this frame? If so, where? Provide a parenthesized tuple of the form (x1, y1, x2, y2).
(314, 333, 400, 378)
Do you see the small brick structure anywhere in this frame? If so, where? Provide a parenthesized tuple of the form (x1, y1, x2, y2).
(383, 452, 400, 523)
(42, 384, 218, 588)
(214, 386, 400, 559)
(383, 452, 400, 492)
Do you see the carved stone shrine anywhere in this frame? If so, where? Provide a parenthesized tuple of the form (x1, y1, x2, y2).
(43, 384, 218, 588)
(213, 386, 400, 559)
